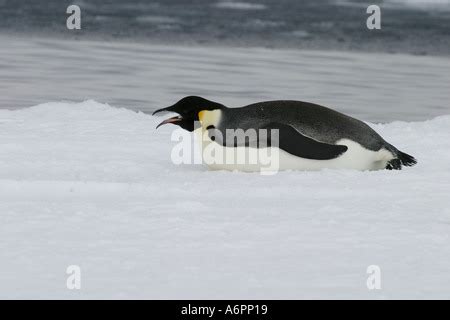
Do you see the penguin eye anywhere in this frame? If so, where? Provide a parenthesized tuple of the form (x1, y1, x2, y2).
(206, 125, 215, 130)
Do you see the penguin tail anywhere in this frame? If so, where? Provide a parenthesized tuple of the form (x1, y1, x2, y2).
(398, 151, 417, 167)
(386, 149, 417, 170)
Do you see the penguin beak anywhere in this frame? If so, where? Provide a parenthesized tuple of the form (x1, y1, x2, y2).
(153, 106, 184, 129)
(152, 107, 171, 116)
(155, 115, 183, 129)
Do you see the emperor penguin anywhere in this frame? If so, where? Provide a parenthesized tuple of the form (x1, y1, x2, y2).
(153, 96, 417, 172)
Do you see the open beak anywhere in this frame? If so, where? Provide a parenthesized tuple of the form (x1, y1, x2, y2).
(155, 115, 183, 129)
(153, 106, 182, 129)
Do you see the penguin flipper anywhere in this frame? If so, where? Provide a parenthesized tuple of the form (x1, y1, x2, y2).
(262, 122, 348, 160)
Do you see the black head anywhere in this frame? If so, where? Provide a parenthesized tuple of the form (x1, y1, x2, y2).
(153, 96, 225, 131)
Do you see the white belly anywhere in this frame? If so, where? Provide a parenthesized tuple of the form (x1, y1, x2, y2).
(196, 128, 394, 173)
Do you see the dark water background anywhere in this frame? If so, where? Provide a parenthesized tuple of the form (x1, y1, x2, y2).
(0, 0, 449, 55)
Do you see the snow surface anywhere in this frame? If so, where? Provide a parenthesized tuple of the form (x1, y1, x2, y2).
(0, 100, 449, 299)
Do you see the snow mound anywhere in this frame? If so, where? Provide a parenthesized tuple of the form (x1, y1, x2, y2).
(0, 100, 449, 299)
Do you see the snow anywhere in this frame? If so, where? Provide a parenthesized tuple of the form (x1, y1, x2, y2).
(1, 100, 449, 299)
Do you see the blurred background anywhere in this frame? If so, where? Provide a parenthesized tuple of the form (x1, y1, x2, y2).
(0, 0, 449, 121)
(2, 0, 449, 53)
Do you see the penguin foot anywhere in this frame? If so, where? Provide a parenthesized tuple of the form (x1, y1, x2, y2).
(386, 151, 417, 170)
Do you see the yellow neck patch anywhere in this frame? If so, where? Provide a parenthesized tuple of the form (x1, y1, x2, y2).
(198, 109, 222, 128)
(198, 110, 206, 122)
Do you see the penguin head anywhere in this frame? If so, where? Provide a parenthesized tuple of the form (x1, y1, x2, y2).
(153, 96, 225, 131)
